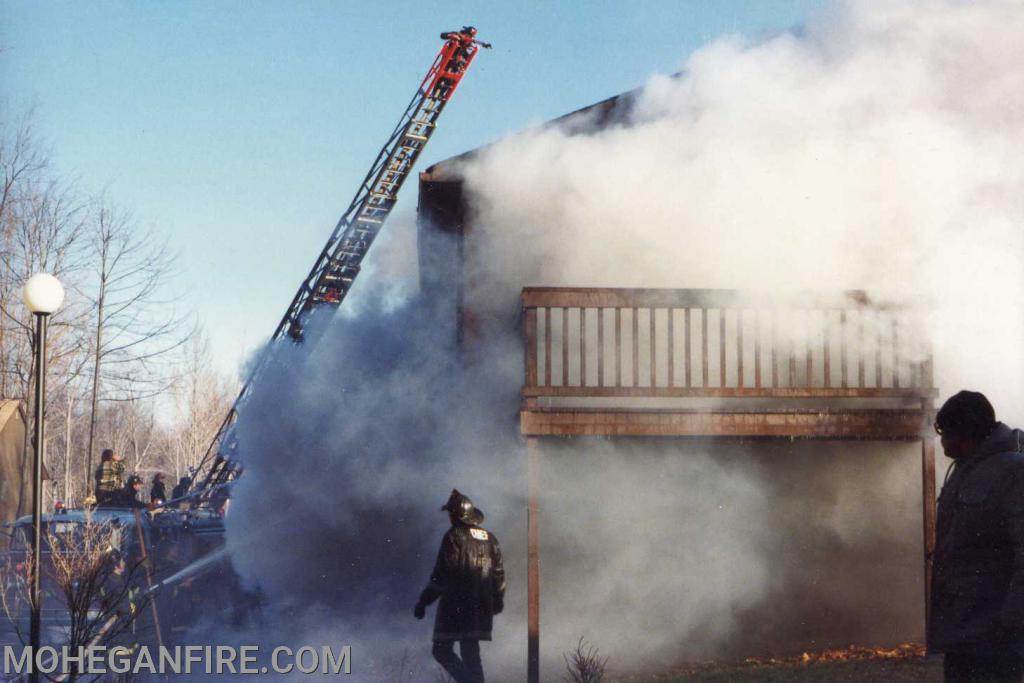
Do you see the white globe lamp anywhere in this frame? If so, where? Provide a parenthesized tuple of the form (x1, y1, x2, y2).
(23, 273, 65, 315)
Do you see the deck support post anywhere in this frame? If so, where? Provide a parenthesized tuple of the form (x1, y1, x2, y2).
(922, 436, 936, 649)
(527, 437, 540, 683)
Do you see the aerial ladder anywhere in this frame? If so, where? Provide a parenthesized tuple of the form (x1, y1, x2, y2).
(189, 27, 490, 500)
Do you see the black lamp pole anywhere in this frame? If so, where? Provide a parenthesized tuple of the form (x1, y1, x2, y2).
(29, 310, 48, 683)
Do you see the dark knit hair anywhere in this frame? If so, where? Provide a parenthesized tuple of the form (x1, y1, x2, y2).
(935, 390, 996, 440)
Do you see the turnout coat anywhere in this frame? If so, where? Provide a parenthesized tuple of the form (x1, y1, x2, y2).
(930, 422, 1024, 656)
(420, 523, 506, 641)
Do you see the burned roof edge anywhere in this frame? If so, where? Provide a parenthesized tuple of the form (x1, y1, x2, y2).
(421, 85, 644, 183)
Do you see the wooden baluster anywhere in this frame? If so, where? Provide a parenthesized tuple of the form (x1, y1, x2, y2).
(562, 307, 569, 386)
(544, 307, 552, 387)
(702, 308, 709, 387)
(858, 308, 865, 388)
(840, 309, 848, 389)
(719, 309, 726, 387)
(615, 308, 622, 387)
(737, 309, 745, 388)
(806, 310, 814, 388)
(649, 308, 656, 387)
(876, 309, 884, 388)
(754, 310, 762, 389)
(771, 312, 779, 388)
(788, 310, 797, 388)
(824, 310, 831, 389)
(579, 308, 587, 387)
(684, 308, 691, 388)
(598, 308, 605, 387)
(633, 308, 640, 387)
(668, 309, 675, 388)
(525, 307, 538, 387)
(893, 315, 901, 389)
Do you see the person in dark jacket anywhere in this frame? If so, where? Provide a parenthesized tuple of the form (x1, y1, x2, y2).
(171, 476, 191, 502)
(930, 390, 1024, 682)
(113, 475, 148, 509)
(150, 473, 167, 506)
(415, 489, 506, 683)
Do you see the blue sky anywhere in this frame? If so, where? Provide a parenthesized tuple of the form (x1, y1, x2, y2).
(1, 1, 824, 378)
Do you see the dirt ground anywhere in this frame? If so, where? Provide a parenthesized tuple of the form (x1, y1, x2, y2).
(612, 645, 943, 682)
(615, 657, 942, 682)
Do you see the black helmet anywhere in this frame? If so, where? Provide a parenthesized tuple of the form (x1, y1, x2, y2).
(441, 489, 484, 525)
(126, 475, 143, 487)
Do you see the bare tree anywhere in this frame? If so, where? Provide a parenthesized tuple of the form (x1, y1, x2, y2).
(0, 117, 89, 517)
(1, 519, 153, 682)
(0, 114, 201, 514)
(83, 200, 193, 496)
(171, 332, 234, 480)
(0, 115, 48, 395)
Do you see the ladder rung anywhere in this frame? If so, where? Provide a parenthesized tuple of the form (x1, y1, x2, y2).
(356, 216, 382, 224)
(404, 133, 427, 142)
(370, 192, 396, 200)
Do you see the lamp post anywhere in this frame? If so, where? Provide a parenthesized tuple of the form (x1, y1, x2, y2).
(23, 273, 64, 678)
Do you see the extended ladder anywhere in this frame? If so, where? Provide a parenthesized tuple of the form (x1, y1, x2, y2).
(192, 28, 489, 497)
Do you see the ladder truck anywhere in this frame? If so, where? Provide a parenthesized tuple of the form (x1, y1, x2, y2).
(190, 27, 490, 501)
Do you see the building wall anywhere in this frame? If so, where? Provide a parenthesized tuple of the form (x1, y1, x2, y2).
(0, 401, 28, 548)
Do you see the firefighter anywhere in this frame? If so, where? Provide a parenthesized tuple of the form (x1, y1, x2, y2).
(171, 476, 191, 502)
(114, 475, 148, 509)
(414, 489, 505, 683)
(150, 473, 167, 506)
(94, 449, 125, 506)
(930, 390, 1024, 682)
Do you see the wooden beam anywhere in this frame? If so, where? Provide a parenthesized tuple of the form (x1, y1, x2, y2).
(520, 408, 929, 439)
(521, 287, 889, 310)
(522, 386, 938, 399)
(527, 438, 540, 683)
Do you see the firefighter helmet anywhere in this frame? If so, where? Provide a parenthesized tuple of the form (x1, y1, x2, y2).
(441, 489, 484, 525)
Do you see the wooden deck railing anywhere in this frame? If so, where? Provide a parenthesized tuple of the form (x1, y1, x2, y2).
(522, 287, 934, 399)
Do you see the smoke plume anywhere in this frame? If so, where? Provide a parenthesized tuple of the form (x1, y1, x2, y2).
(223, 1, 1024, 679)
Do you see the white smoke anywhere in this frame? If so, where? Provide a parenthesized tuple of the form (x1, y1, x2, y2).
(462, 0, 1024, 414)
(222, 0, 1024, 679)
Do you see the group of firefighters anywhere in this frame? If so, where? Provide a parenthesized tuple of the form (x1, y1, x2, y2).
(92, 448, 192, 510)
(59, 390, 1024, 683)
